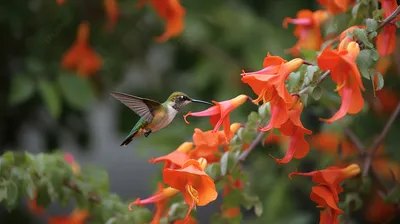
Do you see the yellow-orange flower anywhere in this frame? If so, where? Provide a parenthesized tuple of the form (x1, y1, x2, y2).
(289, 164, 361, 223)
(104, 0, 119, 31)
(163, 158, 218, 220)
(283, 10, 328, 55)
(241, 54, 304, 130)
(376, 0, 399, 56)
(48, 209, 89, 224)
(149, 142, 193, 169)
(137, 0, 185, 42)
(61, 22, 103, 77)
(184, 95, 249, 141)
(317, 38, 365, 123)
(267, 95, 312, 164)
(317, 0, 355, 15)
(129, 186, 179, 211)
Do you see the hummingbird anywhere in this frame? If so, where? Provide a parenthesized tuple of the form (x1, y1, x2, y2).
(110, 91, 213, 146)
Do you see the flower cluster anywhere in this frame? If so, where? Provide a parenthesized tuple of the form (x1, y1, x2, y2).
(123, 0, 400, 223)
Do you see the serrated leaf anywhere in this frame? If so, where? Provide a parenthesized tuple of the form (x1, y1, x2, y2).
(8, 75, 35, 106)
(311, 86, 323, 100)
(366, 18, 378, 32)
(220, 152, 229, 176)
(38, 81, 61, 118)
(58, 73, 95, 110)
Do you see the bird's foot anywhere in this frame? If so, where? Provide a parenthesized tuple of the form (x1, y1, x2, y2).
(144, 129, 152, 137)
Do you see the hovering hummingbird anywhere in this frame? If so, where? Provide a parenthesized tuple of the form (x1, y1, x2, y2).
(110, 91, 213, 146)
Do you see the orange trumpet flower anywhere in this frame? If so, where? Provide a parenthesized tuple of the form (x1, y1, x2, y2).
(137, 0, 185, 42)
(184, 95, 249, 141)
(48, 209, 89, 224)
(61, 22, 103, 77)
(317, 0, 355, 15)
(104, 0, 119, 31)
(283, 10, 328, 55)
(289, 164, 361, 223)
(267, 95, 312, 164)
(317, 38, 365, 123)
(149, 142, 193, 169)
(163, 158, 218, 220)
(241, 54, 304, 130)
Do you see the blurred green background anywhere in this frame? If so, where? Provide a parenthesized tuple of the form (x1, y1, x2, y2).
(2, 0, 400, 223)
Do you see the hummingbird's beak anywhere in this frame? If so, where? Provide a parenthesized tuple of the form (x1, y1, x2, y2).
(191, 99, 213, 106)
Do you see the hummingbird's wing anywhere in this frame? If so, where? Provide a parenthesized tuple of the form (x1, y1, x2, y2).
(110, 92, 161, 123)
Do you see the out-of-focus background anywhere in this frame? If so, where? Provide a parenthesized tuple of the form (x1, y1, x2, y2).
(1, 0, 400, 223)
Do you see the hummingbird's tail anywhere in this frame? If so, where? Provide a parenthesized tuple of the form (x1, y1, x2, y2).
(120, 128, 139, 147)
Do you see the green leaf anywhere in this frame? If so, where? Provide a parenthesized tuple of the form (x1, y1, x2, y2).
(205, 163, 221, 179)
(168, 202, 188, 221)
(58, 73, 95, 110)
(311, 86, 323, 100)
(0, 184, 7, 202)
(306, 65, 318, 83)
(254, 201, 263, 217)
(384, 186, 400, 203)
(6, 181, 18, 207)
(38, 81, 61, 118)
(9, 75, 35, 106)
(370, 48, 380, 61)
(25, 179, 36, 200)
(373, 9, 384, 20)
(343, 193, 363, 211)
(373, 70, 385, 91)
(220, 152, 229, 176)
(353, 28, 373, 48)
(258, 102, 270, 119)
(366, 18, 378, 32)
(356, 49, 377, 79)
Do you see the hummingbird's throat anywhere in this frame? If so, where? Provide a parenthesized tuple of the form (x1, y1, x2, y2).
(185, 185, 199, 204)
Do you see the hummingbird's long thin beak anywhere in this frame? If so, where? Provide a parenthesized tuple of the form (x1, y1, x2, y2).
(191, 99, 213, 106)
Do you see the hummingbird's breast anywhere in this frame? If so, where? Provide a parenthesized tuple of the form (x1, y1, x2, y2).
(147, 105, 178, 131)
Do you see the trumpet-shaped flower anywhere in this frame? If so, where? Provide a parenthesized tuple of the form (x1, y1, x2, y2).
(48, 209, 89, 224)
(61, 22, 103, 77)
(241, 54, 303, 130)
(289, 164, 360, 223)
(137, 0, 185, 42)
(317, 38, 365, 123)
(376, 0, 399, 56)
(104, 0, 119, 31)
(163, 158, 218, 220)
(129, 186, 180, 211)
(184, 95, 248, 141)
(317, 0, 355, 15)
(267, 95, 312, 164)
(149, 142, 193, 169)
(283, 10, 328, 55)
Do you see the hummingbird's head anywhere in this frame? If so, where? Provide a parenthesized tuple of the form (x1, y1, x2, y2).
(168, 92, 212, 111)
